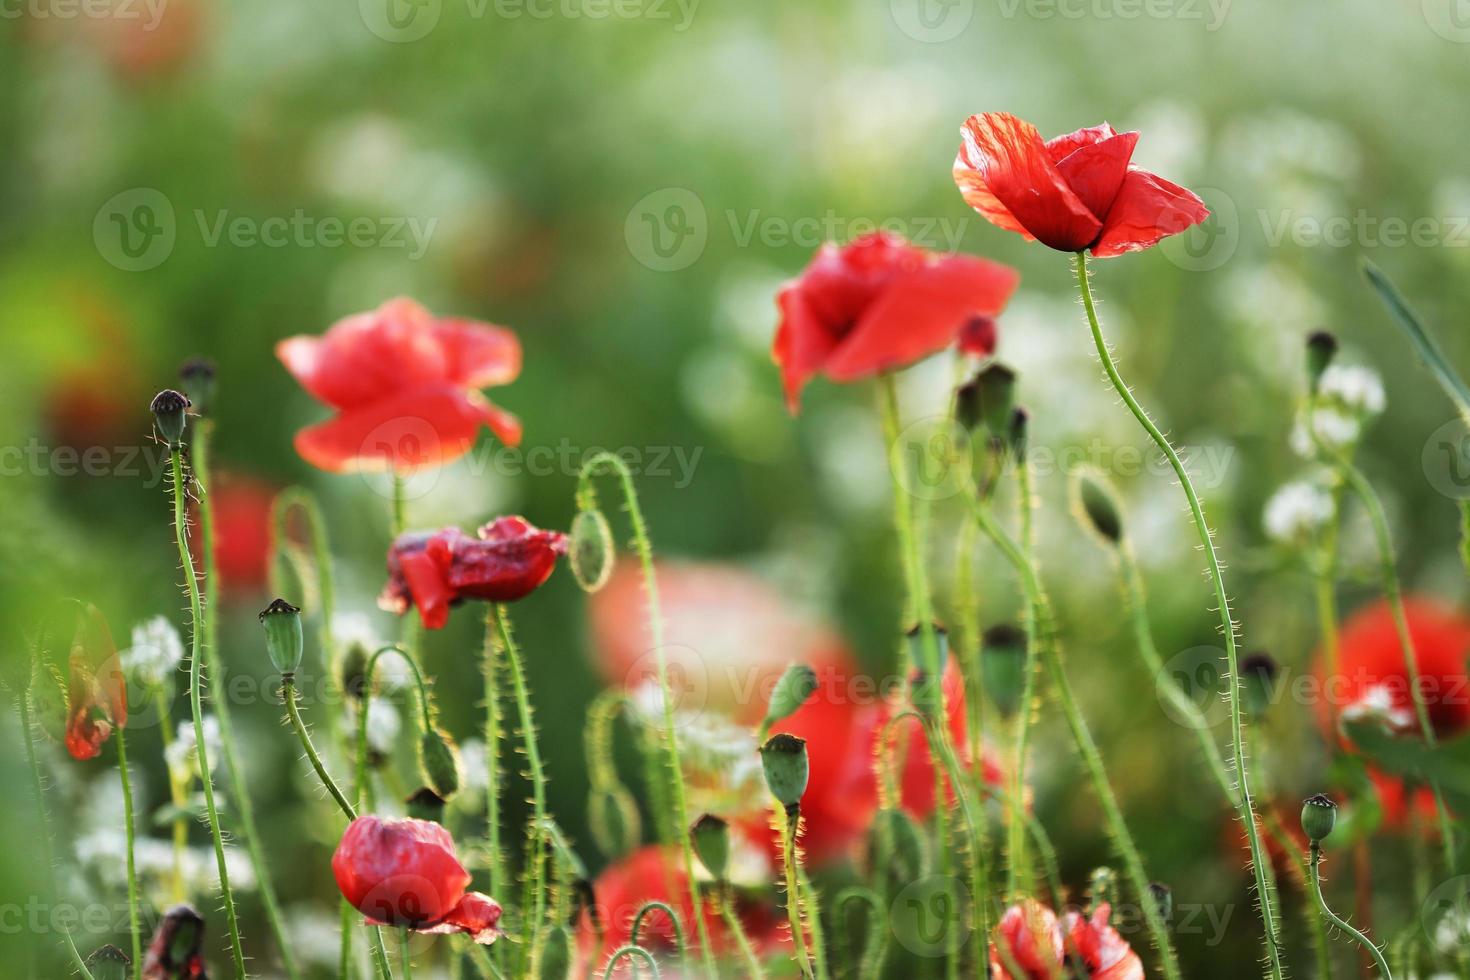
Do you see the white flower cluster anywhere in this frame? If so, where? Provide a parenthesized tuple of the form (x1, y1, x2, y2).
(123, 617, 185, 689)
(1291, 363, 1386, 457)
(75, 829, 257, 898)
(347, 696, 402, 754)
(626, 680, 766, 820)
(165, 716, 223, 785)
(1263, 481, 1335, 545)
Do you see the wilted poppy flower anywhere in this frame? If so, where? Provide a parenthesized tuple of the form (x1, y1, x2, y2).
(990, 900, 1143, 979)
(143, 904, 207, 979)
(379, 516, 567, 629)
(277, 297, 522, 473)
(954, 113, 1208, 258)
(773, 232, 1019, 410)
(332, 815, 501, 944)
(38, 603, 128, 761)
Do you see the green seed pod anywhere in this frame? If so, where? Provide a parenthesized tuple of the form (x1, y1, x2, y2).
(418, 727, 462, 799)
(1301, 793, 1338, 843)
(538, 924, 574, 980)
(763, 663, 818, 730)
(258, 598, 304, 677)
(179, 358, 217, 417)
(1239, 651, 1280, 721)
(150, 389, 191, 449)
(1007, 406, 1030, 460)
(569, 508, 615, 593)
(339, 640, 369, 701)
(406, 787, 447, 823)
(872, 807, 928, 881)
(981, 624, 1027, 720)
(1070, 467, 1124, 547)
(904, 622, 949, 683)
(690, 813, 731, 881)
(588, 786, 640, 858)
(86, 945, 130, 980)
(760, 733, 809, 809)
(955, 362, 1017, 436)
(1089, 866, 1118, 914)
(1306, 330, 1339, 394)
(1148, 881, 1174, 923)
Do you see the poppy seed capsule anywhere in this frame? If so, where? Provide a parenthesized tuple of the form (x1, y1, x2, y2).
(689, 813, 731, 881)
(1071, 467, 1124, 546)
(538, 924, 573, 980)
(904, 621, 949, 684)
(258, 598, 304, 676)
(150, 389, 191, 449)
(588, 786, 640, 858)
(1239, 651, 1281, 721)
(569, 507, 615, 593)
(1306, 331, 1339, 394)
(760, 733, 809, 810)
(955, 362, 1017, 436)
(418, 727, 462, 799)
(339, 640, 369, 701)
(981, 624, 1027, 720)
(179, 357, 216, 416)
(872, 807, 928, 881)
(763, 663, 818, 730)
(85, 945, 130, 980)
(406, 787, 447, 823)
(1148, 881, 1174, 922)
(1301, 793, 1338, 843)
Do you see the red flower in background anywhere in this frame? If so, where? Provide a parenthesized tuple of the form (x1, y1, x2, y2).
(887, 658, 1006, 820)
(380, 516, 567, 629)
(773, 232, 1019, 410)
(332, 816, 501, 944)
(954, 113, 1208, 258)
(277, 297, 522, 473)
(190, 472, 276, 595)
(143, 905, 208, 980)
(990, 900, 1143, 980)
(62, 603, 128, 761)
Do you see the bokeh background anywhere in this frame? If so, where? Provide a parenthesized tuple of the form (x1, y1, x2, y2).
(5, 0, 1470, 976)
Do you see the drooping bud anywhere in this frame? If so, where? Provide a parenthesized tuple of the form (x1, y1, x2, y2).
(690, 813, 731, 881)
(1007, 406, 1030, 460)
(178, 358, 217, 417)
(144, 905, 206, 979)
(1148, 881, 1174, 923)
(1088, 866, 1118, 914)
(1239, 651, 1281, 721)
(870, 807, 928, 881)
(538, 924, 573, 980)
(339, 640, 369, 701)
(763, 663, 818, 731)
(150, 389, 191, 449)
(406, 787, 447, 823)
(258, 598, 304, 677)
(1301, 793, 1338, 843)
(588, 786, 640, 858)
(954, 362, 1017, 436)
(85, 945, 130, 980)
(418, 726, 462, 799)
(1070, 467, 1124, 547)
(568, 507, 615, 593)
(760, 733, 809, 811)
(904, 622, 949, 683)
(1306, 331, 1339, 394)
(981, 624, 1027, 720)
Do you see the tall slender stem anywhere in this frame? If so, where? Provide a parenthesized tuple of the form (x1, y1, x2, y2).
(168, 448, 248, 978)
(481, 610, 506, 903)
(778, 808, 820, 980)
(1074, 252, 1281, 976)
(1309, 844, 1391, 977)
(196, 421, 302, 980)
(718, 884, 766, 980)
(115, 726, 143, 979)
(1004, 460, 1042, 902)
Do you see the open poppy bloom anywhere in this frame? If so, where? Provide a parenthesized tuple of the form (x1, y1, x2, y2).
(277, 297, 522, 473)
(379, 516, 568, 629)
(773, 232, 1019, 411)
(43, 603, 128, 761)
(990, 900, 1143, 979)
(332, 816, 501, 944)
(954, 112, 1208, 258)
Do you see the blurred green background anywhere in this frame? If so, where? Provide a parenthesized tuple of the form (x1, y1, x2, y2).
(5, 0, 1470, 976)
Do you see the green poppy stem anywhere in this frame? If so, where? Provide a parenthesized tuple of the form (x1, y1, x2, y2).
(115, 725, 143, 980)
(1309, 843, 1391, 977)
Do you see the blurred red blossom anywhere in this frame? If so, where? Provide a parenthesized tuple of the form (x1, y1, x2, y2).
(59, 603, 128, 761)
(277, 297, 522, 473)
(954, 112, 1208, 257)
(772, 231, 1018, 411)
(332, 815, 501, 944)
(990, 900, 1143, 979)
(189, 471, 276, 595)
(380, 516, 567, 629)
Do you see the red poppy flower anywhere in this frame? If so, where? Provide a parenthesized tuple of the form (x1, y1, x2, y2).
(277, 297, 522, 473)
(332, 815, 501, 944)
(577, 845, 785, 972)
(954, 113, 1208, 258)
(990, 900, 1143, 980)
(187, 471, 276, 596)
(61, 603, 128, 761)
(772, 232, 1019, 410)
(887, 658, 1006, 820)
(379, 516, 567, 629)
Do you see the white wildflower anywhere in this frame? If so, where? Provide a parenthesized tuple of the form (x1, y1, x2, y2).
(1263, 482, 1335, 545)
(124, 617, 185, 688)
(165, 716, 222, 784)
(457, 738, 488, 795)
(1291, 407, 1362, 457)
(1342, 684, 1414, 734)
(348, 696, 402, 755)
(1318, 364, 1386, 417)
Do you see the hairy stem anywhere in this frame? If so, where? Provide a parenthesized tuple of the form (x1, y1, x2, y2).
(1310, 844, 1391, 977)
(116, 725, 143, 980)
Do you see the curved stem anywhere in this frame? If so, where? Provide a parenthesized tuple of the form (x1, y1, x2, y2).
(283, 677, 356, 819)
(835, 888, 887, 980)
(579, 452, 717, 977)
(631, 901, 685, 954)
(603, 946, 661, 979)
(115, 726, 143, 980)
(1075, 252, 1280, 977)
(168, 448, 248, 978)
(1309, 844, 1391, 977)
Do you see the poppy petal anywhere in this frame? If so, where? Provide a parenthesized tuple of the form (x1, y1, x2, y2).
(277, 300, 450, 411)
(422, 892, 502, 944)
(1044, 122, 1117, 162)
(773, 283, 843, 412)
(1090, 168, 1209, 258)
(399, 548, 454, 631)
(431, 319, 522, 389)
(955, 112, 1102, 251)
(822, 255, 1019, 381)
(1054, 131, 1139, 223)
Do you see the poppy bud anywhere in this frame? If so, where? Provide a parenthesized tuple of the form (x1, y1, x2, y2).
(904, 622, 949, 685)
(763, 663, 818, 731)
(1306, 331, 1339, 394)
(981, 624, 1027, 720)
(150, 389, 191, 449)
(1088, 866, 1118, 914)
(588, 786, 640, 858)
(258, 598, 304, 677)
(689, 813, 731, 881)
(86, 945, 130, 980)
(871, 807, 928, 881)
(760, 732, 809, 811)
(1070, 467, 1124, 546)
(1300, 793, 1337, 843)
(569, 508, 615, 594)
(955, 362, 1017, 436)
(339, 640, 369, 701)
(179, 358, 216, 417)
(406, 787, 447, 823)
(144, 904, 206, 978)
(1148, 881, 1174, 923)
(418, 726, 462, 799)
(1007, 406, 1030, 459)
(1239, 651, 1280, 721)
(538, 924, 573, 980)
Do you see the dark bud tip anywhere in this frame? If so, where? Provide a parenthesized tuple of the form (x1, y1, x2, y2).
(259, 598, 304, 676)
(1306, 330, 1339, 392)
(1147, 881, 1174, 921)
(179, 357, 217, 415)
(981, 624, 1028, 720)
(1240, 651, 1281, 721)
(258, 597, 302, 620)
(904, 621, 950, 683)
(955, 362, 1017, 436)
(1007, 406, 1030, 458)
(150, 389, 191, 448)
(406, 787, 448, 823)
(1300, 793, 1338, 843)
(689, 813, 731, 881)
